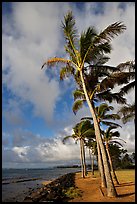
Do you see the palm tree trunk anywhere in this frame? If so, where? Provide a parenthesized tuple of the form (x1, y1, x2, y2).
(92, 153, 94, 176)
(80, 139, 85, 178)
(97, 141, 106, 187)
(80, 70, 117, 197)
(82, 139, 87, 176)
(89, 148, 92, 174)
(106, 143, 119, 185)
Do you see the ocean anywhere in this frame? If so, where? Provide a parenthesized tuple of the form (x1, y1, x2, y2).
(2, 167, 81, 202)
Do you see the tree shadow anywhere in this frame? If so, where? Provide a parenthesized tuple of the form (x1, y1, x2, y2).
(116, 182, 135, 187)
(116, 181, 135, 198)
(118, 192, 135, 198)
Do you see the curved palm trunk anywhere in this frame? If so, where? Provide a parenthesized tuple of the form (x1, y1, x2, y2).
(82, 139, 87, 176)
(80, 70, 117, 197)
(92, 152, 94, 176)
(89, 148, 92, 173)
(106, 143, 119, 185)
(80, 139, 85, 178)
(97, 141, 107, 187)
(89, 148, 94, 176)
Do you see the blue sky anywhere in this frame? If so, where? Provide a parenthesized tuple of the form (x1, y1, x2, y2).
(2, 2, 135, 168)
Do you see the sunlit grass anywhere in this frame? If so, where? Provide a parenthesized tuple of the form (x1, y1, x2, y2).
(75, 169, 135, 183)
(115, 169, 135, 183)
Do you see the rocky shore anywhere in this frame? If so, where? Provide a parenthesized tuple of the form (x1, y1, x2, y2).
(24, 172, 77, 202)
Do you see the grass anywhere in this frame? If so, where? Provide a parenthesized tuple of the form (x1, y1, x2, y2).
(62, 187, 82, 199)
(75, 169, 135, 183)
(115, 169, 135, 183)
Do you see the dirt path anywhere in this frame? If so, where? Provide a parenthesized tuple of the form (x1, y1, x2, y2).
(69, 172, 135, 202)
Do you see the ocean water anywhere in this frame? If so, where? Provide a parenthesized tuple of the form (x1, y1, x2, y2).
(2, 167, 80, 202)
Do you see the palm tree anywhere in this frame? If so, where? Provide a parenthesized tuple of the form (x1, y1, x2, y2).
(103, 126, 126, 185)
(41, 11, 127, 197)
(117, 61, 135, 124)
(118, 103, 135, 124)
(81, 103, 121, 184)
(85, 139, 97, 176)
(63, 120, 95, 178)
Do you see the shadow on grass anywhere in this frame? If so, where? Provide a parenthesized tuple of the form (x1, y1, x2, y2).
(117, 182, 135, 187)
(116, 181, 135, 198)
(118, 192, 135, 197)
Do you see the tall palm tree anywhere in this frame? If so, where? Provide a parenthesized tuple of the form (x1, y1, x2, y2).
(41, 11, 126, 197)
(63, 120, 95, 178)
(103, 126, 126, 185)
(85, 139, 97, 176)
(81, 103, 121, 185)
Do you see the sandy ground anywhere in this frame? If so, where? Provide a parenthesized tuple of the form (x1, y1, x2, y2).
(69, 171, 135, 202)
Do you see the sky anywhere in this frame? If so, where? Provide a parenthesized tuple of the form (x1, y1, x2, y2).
(2, 2, 135, 168)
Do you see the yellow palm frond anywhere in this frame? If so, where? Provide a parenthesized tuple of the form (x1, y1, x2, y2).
(41, 57, 72, 69)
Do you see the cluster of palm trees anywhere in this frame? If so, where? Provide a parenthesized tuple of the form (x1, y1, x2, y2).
(41, 11, 135, 197)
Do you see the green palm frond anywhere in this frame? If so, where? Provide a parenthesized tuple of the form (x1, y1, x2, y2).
(60, 65, 75, 80)
(95, 55, 110, 65)
(120, 81, 135, 95)
(99, 72, 135, 91)
(72, 99, 84, 115)
(93, 21, 126, 44)
(62, 135, 72, 144)
(82, 129, 95, 138)
(96, 89, 127, 104)
(80, 26, 97, 61)
(103, 113, 120, 120)
(62, 11, 79, 59)
(101, 121, 121, 128)
(73, 89, 85, 100)
(79, 120, 94, 136)
(96, 103, 114, 118)
(81, 116, 93, 121)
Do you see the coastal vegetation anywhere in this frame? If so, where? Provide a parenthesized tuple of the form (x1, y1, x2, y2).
(41, 11, 135, 198)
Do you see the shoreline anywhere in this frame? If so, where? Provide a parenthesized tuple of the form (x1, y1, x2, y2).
(23, 172, 76, 202)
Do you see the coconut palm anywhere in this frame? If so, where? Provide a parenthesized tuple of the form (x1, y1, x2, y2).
(81, 103, 121, 128)
(103, 126, 126, 184)
(85, 139, 97, 176)
(41, 11, 127, 197)
(63, 120, 95, 178)
(81, 103, 121, 185)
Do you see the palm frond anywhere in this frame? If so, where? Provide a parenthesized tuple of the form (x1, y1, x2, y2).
(62, 135, 72, 144)
(81, 116, 93, 121)
(72, 99, 84, 115)
(41, 57, 72, 69)
(117, 60, 135, 72)
(109, 140, 123, 147)
(103, 113, 120, 120)
(73, 89, 85, 100)
(62, 11, 79, 57)
(101, 121, 121, 128)
(94, 21, 126, 44)
(60, 65, 75, 80)
(120, 81, 135, 95)
(80, 26, 97, 61)
(96, 89, 127, 104)
(118, 103, 135, 123)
